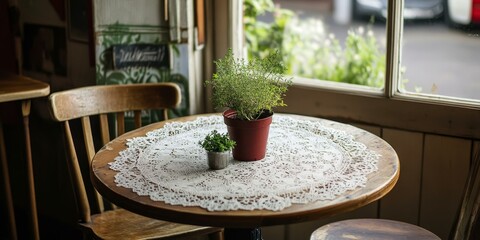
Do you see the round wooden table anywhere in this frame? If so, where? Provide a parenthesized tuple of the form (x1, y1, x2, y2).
(90, 114, 399, 239)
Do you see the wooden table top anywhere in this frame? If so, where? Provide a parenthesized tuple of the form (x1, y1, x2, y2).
(0, 72, 50, 103)
(91, 114, 400, 228)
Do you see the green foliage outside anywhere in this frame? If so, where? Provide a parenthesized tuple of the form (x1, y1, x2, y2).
(206, 49, 292, 121)
(244, 0, 385, 88)
(244, 0, 294, 60)
(199, 130, 236, 152)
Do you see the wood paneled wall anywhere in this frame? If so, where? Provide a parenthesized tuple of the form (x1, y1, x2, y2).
(381, 129, 423, 224)
(420, 135, 471, 238)
(263, 123, 477, 240)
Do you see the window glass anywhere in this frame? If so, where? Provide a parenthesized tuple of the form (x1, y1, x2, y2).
(244, 0, 387, 89)
(400, 0, 480, 101)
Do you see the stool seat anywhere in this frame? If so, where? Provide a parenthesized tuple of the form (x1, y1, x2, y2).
(310, 218, 440, 240)
(311, 149, 480, 240)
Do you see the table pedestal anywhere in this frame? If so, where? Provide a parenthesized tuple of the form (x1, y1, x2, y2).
(224, 228, 263, 240)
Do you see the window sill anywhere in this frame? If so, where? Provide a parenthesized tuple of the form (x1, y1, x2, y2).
(283, 83, 480, 139)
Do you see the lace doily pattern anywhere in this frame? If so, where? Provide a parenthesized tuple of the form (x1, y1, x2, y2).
(109, 116, 379, 211)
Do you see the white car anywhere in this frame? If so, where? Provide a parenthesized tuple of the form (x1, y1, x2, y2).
(445, 0, 480, 26)
(352, 0, 444, 20)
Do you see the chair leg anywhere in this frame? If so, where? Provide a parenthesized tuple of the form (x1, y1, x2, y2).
(209, 230, 224, 240)
(82, 229, 98, 240)
(22, 100, 40, 240)
(0, 120, 17, 240)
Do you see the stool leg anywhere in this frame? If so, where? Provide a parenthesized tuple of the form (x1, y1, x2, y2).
(0, 120, 18, 240)
(22, 100, 40, 240)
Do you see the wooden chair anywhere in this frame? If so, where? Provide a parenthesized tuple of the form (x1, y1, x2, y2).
(311, 149, 480, 240)
(48, 83, 223, 240)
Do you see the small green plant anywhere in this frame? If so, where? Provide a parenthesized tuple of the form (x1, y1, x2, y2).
(199, 130, 236, 152)
(206, 49, 292, 121)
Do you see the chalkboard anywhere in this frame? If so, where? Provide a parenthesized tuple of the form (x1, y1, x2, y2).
(113, 44, 169, 69)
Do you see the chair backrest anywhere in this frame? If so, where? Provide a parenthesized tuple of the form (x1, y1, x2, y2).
(48, 83, 181, 223)
(450, 147, 480, 240)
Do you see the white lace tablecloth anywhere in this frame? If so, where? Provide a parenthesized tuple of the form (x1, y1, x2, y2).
(109, 115, 379, 211)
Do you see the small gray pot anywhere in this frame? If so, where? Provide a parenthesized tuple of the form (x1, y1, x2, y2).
(207, 151, 231, 170)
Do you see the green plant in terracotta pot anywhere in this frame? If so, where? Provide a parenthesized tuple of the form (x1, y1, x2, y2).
(206, 49, 292, 161)
(199, 130, 236, 170)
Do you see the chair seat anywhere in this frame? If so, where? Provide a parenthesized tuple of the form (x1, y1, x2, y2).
(81, 208, 222, 239)
(310, 218, 440, 240)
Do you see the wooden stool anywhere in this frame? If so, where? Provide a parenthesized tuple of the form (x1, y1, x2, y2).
(312, 149, 480, 240)
(310, 218, 440, 240)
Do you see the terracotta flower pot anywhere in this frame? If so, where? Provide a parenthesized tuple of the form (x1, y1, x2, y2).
(223, 109, 273, 161)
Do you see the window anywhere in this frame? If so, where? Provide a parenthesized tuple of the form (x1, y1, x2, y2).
(212, 0, 479, 139)
(399, 0, 480, 102)
(241, 0, 480, 103)
(244, 0, 387, 92)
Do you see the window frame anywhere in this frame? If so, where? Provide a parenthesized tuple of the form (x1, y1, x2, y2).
(209, 0, 480, 140)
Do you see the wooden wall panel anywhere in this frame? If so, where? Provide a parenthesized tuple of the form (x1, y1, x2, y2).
(420, 135, 471, 239)
(262, 225, 285, 240)
(351, 123, 382, 136)
(380, 128, 423, 224)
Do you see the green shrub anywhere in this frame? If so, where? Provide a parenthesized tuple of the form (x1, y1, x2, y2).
(244, 0, 386, 88)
